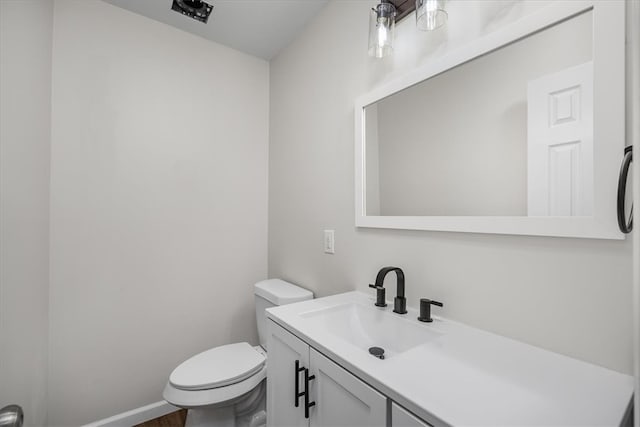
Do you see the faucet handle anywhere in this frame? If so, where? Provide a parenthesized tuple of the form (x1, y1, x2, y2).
(418, 298, 443, 322)
(368, 284, 387, 307)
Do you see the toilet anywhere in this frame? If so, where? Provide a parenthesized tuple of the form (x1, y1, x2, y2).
(163, 279, 313, 427)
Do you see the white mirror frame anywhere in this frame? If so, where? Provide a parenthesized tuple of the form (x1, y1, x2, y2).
(355, 0, 625, 239)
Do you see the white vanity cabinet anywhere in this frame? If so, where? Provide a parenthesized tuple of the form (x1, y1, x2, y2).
(309, 348, 386, 426)
(267, 320, 387, 427)
(267, 319, 309, 427)
(392, 403, 431, 427)
(267, 291, 634, 427)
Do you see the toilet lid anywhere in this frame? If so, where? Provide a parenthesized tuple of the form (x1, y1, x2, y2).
(170, 342, 266, 391)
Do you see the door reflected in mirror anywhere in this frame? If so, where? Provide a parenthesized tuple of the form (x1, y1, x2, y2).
(364, 11, 593, 217)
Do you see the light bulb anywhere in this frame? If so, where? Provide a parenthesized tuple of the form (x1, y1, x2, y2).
(377, 18, 389, 48)
(368, 2, 396, 58)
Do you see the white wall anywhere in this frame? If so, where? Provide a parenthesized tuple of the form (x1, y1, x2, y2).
(373, 11, 591, 216)
(269, 0, 633, 374)
(48, 1, 269, 425)
(0, 1, 53, 425)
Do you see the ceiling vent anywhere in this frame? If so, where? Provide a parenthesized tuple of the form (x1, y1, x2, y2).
(171, 0, 213, 24)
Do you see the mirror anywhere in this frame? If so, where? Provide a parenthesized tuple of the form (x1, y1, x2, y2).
(366, 11, 592, 217)
(355, 1, 625, 239)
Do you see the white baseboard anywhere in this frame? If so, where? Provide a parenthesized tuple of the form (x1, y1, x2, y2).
(83, 401, 179, 427)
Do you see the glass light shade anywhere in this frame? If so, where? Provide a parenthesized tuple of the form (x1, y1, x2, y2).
(368, 2, 396, 58)
(416, 0, 447, 31)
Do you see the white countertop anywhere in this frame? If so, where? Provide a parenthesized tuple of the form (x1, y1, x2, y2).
(266, 291, 634, 427)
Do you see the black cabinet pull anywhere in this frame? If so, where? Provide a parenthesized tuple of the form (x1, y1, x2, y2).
(304, 368, 316, 419)
(617, 145, 633, 233)
(294, 360, 305, 407)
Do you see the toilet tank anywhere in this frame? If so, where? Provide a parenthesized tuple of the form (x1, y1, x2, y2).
(254, 279, 313, 350)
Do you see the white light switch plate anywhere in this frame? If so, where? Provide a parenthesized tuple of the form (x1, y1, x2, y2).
(324, 230, 335, 254)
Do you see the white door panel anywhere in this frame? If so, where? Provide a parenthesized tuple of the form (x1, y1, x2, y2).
(308, 348, 386, 427)
(267, 321, 309, 427)
(392, 402, 432, 427)
(528, 61, 594, 216)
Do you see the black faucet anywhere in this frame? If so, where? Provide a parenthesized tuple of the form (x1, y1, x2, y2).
(368, 267, 407, 314)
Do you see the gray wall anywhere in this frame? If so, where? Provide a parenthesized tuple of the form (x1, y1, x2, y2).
(48, 1, 269, 424)
(269, 0, 633, 374)
(0, 1, 53, 425)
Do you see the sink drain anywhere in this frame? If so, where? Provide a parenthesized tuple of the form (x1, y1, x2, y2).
(368, 346, 385, 360)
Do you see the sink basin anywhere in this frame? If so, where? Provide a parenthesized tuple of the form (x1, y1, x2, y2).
(299, 303, 441, 358)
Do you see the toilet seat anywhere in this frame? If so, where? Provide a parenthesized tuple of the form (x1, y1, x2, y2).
(163, 344, 267, 409)
(170, 342, 266, 391)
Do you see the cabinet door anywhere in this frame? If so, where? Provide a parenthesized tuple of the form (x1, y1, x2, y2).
(309, 348, 386, 427)
(267, 320, 310, 427)
(392, 402, 432, 427)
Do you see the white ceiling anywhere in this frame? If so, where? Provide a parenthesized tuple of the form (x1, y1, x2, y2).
(101, 0, 328, 60)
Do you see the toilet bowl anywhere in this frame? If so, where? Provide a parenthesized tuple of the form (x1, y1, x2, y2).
(163, 279, 313, 427)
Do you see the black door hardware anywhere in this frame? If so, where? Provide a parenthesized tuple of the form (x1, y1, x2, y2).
(0, 405, 23, 427)
(617, 145, 633, 233)
(371, 267, 407, 314)
(304, 368, 316, 419)
(418, 298, 443, 322)
(294, 360, 305, 407)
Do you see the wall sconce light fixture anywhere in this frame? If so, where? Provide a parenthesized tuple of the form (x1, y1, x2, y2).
(368, 0, 448, 58)
(368, 1, 396, 58)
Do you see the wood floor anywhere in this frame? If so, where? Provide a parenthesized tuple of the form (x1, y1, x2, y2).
(134, 409, 187, 427)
